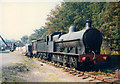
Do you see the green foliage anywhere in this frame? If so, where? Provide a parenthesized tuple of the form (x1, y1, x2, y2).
(98, 2, 120, 54)
(21, 35, 28, 45)
(44, 2, 107, 33)
(27, 27, 47, 44)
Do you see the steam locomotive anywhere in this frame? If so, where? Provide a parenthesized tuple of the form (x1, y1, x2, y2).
(23, 20, 110, 69)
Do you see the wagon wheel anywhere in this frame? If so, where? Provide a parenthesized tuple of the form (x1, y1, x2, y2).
(35, 54, 37, 58)
(37, 54, 40, 58)
(28, 52, 31, 56)
(25, 53, 27, 56)
(47, 53, 51, 61)
(51, 55, 55, 63)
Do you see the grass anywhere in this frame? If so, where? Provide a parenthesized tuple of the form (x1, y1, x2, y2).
(2, 59, 31, 82)
(2, 55, 47, 82)
(98, 69, 114, 76)
(42, 73, 59, 82)
(2, 63, 29, 82)
(0, 51, 9, 53)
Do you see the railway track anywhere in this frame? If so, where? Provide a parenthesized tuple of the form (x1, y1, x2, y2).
(37, 58, 120, 83)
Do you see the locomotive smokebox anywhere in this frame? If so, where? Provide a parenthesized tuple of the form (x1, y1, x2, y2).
(86, 20, 91, 29)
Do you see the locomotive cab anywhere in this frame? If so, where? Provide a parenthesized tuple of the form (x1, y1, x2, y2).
(48, 32, 63, 42)
(47, 32, 63, 52)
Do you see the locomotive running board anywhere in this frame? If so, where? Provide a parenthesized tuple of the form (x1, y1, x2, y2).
(55, 39, 80, 43)
(38, 51, 79, 57)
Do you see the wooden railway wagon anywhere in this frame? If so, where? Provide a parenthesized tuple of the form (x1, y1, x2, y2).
(22, 44, 32, 56)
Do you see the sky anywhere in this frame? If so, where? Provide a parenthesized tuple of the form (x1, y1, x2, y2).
(0, 0, 62, 40)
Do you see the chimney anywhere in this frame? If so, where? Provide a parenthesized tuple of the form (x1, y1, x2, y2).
(86, 20, 91, 29)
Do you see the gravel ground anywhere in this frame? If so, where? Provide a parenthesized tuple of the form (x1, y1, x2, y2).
(1, 51, 102, 83)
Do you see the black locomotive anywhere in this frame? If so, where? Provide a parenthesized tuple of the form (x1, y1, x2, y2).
(26, 20, 110, 69)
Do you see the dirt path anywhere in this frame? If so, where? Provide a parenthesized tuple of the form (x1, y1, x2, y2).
(0, 51, 25, 82)
(1, 52, 101, 83)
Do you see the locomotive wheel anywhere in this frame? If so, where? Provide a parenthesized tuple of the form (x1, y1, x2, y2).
(69, 63, 74, 68)
(69, 57, 78, 69)
(63, 62, 67, 67)
(63, 56, 68, 67)
(40, 54, 43, 59)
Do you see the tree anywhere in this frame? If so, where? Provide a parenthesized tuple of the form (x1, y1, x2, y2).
(27, 27, 47, 44)
(21, 35, 28, 44)
(99, 2, 120, 55)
